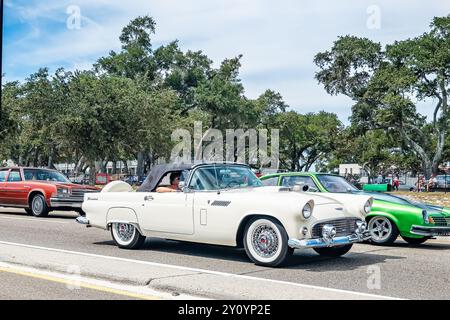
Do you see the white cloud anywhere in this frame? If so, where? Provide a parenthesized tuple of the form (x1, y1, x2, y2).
(4, 0, 449, 121)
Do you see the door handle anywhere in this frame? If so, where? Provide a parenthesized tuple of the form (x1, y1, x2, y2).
(144, 195, 154, 201)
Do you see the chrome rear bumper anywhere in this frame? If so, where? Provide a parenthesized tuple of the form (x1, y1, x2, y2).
(76, 216, 90, 225)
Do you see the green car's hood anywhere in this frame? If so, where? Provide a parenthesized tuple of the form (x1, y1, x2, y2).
(422, 204, 450, 216)
(352, 190, 449, 216)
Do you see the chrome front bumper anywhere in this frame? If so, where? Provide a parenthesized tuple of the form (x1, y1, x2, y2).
(288, 230, 371, 249)
(50, 197, 83, 208)
(410, 225, 450, 236)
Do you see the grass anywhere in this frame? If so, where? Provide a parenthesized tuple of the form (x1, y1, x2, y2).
(388, 191, 450, 207)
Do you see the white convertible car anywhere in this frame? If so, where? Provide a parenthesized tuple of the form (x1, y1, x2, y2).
(77, 163, 372, 267)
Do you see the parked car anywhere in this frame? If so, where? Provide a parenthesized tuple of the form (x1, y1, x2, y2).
(0, 167, 99, 217)
(77, 163, 373, 267)
(260, 172, 450, 245)
(435, 175, 450, 190)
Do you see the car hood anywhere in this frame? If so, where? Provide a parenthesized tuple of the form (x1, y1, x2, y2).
(223, 186, 344, 206)
(29, 181, 99, 190)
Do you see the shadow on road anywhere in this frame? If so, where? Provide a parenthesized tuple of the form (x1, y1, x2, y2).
(92, 237, 408, 270)
(285, 251, 405, 271)
(387, 241, 450, 251)
(0, 210, 78, 220)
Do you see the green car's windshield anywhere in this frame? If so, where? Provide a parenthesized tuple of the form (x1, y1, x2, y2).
(189, 165, 262, 191)
(316, 175, 359, 193)
(23, 169, 71, 183)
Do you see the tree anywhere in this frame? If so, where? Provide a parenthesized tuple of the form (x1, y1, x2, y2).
(314, 16, 450, 177)
(0, 80, 21, 164)
(276, 111, 343, 171)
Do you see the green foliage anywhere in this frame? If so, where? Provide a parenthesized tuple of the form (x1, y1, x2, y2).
(315, 15, 450, 177)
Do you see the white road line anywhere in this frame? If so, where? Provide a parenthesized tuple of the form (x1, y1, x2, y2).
(0, 240, 403, 300)
(0, 261, 199, 300)
(0, 216, 69, 224)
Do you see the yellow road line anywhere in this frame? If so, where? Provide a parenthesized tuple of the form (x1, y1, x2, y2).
(0, 266, 160, 300)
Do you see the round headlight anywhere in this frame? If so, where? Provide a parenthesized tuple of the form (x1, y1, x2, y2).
(302, 203, 312, 219)
(364, 200, 372, 214)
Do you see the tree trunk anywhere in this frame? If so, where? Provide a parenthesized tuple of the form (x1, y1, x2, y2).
(89, 160, 96, 186)
(47, 146, 54, 169)
(123, 160, 129, 175)
(401, 128, 433, 178)
(136, 151, 145, 177)
(74, 156, 85, 175)
(112, 161, 117, 174)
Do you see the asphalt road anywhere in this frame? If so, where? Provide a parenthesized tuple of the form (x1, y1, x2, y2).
(0, 269, 138, 300)
(0, 208, 449, 300)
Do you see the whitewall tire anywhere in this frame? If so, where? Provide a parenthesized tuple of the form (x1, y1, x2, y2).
(111, 222, 146, 249)
(243, 217, 292, 267)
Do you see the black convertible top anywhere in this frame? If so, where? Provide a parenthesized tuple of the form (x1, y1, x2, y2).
(137, 163, 193, 192)
(136, 162, 251, 192)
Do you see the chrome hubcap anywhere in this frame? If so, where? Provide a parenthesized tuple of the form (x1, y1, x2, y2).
(32, 197, 43, 214)
(252, 225, 279, 258)
(369, 218, 392, 241)
(115, 223, 135, 242)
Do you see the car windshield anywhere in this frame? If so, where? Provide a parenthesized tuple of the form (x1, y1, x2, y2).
(24, 169, 71, 183)
(189, 165, 262, 191)
(316, 174, 359, 193)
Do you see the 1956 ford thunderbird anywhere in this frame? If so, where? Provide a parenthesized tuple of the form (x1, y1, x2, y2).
(77, 163, 373, 267)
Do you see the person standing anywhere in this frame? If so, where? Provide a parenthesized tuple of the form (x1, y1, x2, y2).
(393, 175, 400, 191)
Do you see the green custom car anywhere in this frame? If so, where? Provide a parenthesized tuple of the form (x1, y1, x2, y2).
(260, 172, 450, 245)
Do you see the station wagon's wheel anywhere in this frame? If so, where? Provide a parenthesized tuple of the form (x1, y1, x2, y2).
(111, 223, 146, 249)
(244, 217, 292, 267)
(368, 216, 399, 245)
(313, 244, 353, 257)
(24, 208, 33, 215)
(401, 236, 430, 246)
(30, 194, 49, 217)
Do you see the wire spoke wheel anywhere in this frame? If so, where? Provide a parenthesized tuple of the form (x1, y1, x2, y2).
(115, 223, 136, 243)
(244, 217, 292, 267)
(251, 224, 279, 258)
(111, 222, 146, 249)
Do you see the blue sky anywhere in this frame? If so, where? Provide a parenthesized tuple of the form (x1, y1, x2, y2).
(3, 0, 450, 123)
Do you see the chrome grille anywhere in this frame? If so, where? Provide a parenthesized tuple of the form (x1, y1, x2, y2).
(312, 218, 361, 238)
(431, 216, 450, 226)
(71, 189, 93, 199)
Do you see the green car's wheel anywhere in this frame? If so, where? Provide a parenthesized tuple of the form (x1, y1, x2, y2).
(401, 236, 430, 245)
(368, 216, 399, 245)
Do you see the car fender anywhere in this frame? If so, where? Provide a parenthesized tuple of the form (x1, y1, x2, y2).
(28, 188, 51, 206)
(236, 211, 295, 244)
(366, 211, 400, 228)
(106, 207, 143, 234)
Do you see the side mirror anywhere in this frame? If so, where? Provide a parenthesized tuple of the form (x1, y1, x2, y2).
(302, 185, 310, 192)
